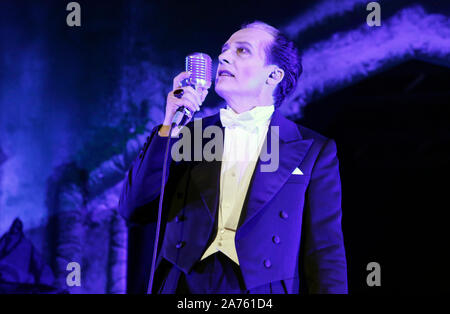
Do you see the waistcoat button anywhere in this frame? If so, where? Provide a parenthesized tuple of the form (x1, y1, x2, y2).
(272, 235, 280, 244)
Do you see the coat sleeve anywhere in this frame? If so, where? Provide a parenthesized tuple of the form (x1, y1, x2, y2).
(302, 139, 348, 294)
(118, 125, 175, 224)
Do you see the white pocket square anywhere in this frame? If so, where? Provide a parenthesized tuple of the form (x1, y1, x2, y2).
(292, 167, 303, 175)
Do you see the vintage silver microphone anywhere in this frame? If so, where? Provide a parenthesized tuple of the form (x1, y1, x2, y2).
(171, 52, 212, 126)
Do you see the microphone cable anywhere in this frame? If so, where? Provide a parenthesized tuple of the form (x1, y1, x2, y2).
(148, 122, 175, 294)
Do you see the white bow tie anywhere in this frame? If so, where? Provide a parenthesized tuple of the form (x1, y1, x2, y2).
(219, 106, 274, 133)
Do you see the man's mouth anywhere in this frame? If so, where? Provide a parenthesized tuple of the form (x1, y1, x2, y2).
(218, 70, 235, 77)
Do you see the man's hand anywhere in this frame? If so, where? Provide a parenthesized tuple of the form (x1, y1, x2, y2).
(160, 72, 209, 137)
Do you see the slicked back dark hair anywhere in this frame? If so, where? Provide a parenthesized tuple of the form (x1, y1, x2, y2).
(241, 21, 302, 108)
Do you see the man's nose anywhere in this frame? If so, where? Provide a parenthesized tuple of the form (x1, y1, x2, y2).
(218, 51, 231, 65)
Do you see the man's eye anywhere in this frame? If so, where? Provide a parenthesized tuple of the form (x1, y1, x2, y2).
(237, 47, 248, 54)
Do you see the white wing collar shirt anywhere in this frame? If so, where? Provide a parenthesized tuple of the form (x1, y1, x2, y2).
(200, 105, 275, 265)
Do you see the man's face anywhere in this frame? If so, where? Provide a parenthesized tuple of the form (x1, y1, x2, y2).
(215, 27, 274, 101)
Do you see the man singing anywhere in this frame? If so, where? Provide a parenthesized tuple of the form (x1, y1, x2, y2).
(119, 21, 348, 294)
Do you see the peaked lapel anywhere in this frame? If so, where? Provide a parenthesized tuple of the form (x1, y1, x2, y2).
(237, 110, 313, 233)
(190, 113, 224, 220)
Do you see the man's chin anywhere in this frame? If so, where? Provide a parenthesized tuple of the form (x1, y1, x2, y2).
(214, 85, 230, 99)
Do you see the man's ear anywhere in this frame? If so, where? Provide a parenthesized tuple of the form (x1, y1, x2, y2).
(267, 67, 284, 86)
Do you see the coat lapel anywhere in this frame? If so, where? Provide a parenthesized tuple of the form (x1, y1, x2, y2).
(237, 110, 313, 231)
(190, 159, 221, 220)
(190, 113, 224, 220)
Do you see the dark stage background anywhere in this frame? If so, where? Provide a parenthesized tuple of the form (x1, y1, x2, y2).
(0, 0, 449, 294)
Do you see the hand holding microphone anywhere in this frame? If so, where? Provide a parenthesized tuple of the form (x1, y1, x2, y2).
(160, 53, 212, 136)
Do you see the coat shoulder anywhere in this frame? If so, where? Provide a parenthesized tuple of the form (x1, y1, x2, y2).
(296, 123, 330, 146)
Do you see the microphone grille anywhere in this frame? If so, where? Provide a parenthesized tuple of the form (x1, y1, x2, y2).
(185, 53, 212, 89)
